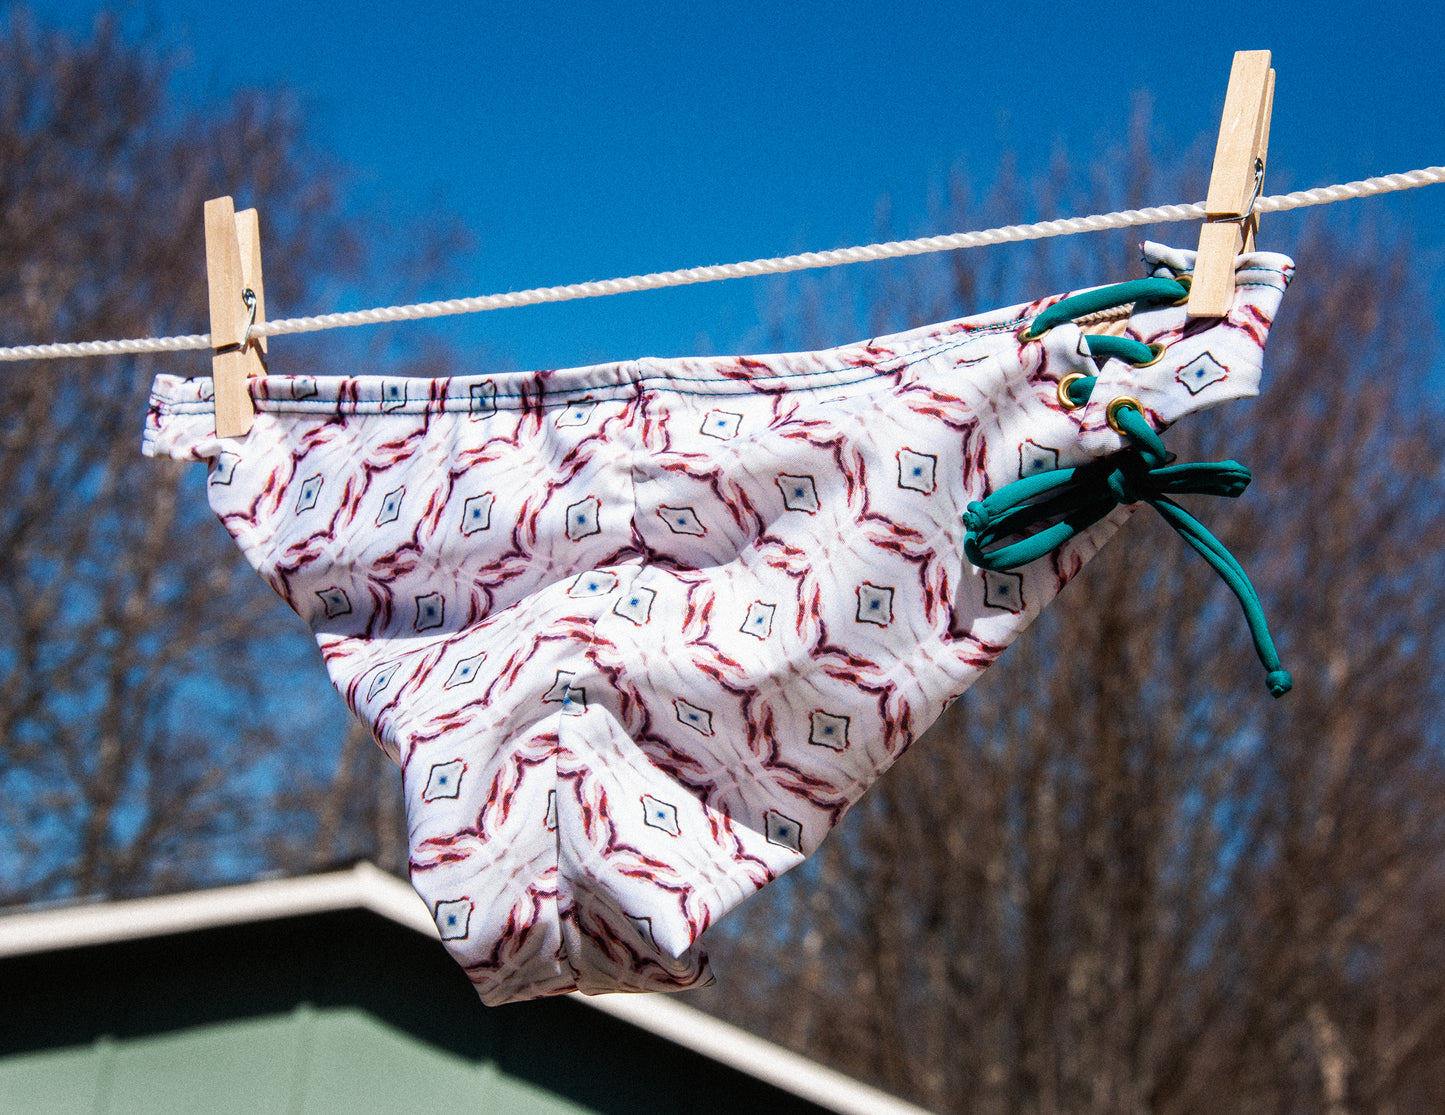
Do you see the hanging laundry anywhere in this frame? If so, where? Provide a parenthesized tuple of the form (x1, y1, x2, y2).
(143, 242, 1291, 1004)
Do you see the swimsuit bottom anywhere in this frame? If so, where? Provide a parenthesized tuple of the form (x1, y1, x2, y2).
(144, 242, 1293, 1005)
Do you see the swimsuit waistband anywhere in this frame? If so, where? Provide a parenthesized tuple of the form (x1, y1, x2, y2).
(146, 314, 1026, 418)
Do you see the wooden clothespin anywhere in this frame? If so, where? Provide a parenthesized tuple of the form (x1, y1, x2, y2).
(1188, 50, 1275, 318)
(204, 196, 267, 437)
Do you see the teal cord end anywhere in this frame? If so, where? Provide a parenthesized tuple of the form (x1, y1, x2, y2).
(1267, 669, 1293, 698)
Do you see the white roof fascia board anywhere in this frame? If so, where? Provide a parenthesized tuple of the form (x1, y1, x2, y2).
(580, 991, 936, 1115)
(0, 863, 425, 957)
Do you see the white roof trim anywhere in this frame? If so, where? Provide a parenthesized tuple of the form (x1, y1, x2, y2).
(0, 865, 935, 1115)
(579, 992, 934, 1115)
(0, 863, 435, 956)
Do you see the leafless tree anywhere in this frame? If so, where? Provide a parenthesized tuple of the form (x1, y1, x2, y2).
(0, 11, 436, 902)
(696, 123, 1445, 1115)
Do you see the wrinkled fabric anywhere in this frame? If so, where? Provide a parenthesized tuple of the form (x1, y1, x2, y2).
(143, 243, 1292, 1004)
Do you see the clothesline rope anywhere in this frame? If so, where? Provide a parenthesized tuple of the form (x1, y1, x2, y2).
(2, 166, 1442, 364)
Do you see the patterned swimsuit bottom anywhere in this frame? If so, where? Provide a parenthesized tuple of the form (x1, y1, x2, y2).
(144, 242, 1292, 1006)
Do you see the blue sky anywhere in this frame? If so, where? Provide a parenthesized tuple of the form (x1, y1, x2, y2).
(17, 0, 1445, 373)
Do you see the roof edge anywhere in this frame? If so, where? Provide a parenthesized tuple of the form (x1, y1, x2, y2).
(0, 867, 935, 1115)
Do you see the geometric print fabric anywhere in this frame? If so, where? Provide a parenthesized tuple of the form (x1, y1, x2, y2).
(143, 242, 1293, 1005)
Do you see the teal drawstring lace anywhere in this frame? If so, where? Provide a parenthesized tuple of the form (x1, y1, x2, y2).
(964, 279, 1292, 698)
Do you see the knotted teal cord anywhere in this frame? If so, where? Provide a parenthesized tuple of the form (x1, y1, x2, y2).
(967, 281, 1291, 698)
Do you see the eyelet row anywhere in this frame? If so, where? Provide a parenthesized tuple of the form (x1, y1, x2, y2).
(1036, 272, 1189, 425)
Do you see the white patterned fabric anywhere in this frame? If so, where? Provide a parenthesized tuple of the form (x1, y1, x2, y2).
(143, 243, 1292, 1004)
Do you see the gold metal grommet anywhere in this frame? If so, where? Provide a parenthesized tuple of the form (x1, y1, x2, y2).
(1169, 273, 1193, 306)
(1131, 341, 1168, 368)
(1106, 396, 1143, 434)
(1017, 322, 1047, 343)
(1057, 372, 1089, 410)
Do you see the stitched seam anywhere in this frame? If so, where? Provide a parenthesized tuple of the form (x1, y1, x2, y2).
(157, 318, 1027, 417)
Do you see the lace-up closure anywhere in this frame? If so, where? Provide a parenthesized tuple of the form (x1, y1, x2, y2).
(967, 277, 1292, 698)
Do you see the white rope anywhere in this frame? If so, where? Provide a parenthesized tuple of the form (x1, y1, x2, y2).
(2, 166, 1441, 363)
